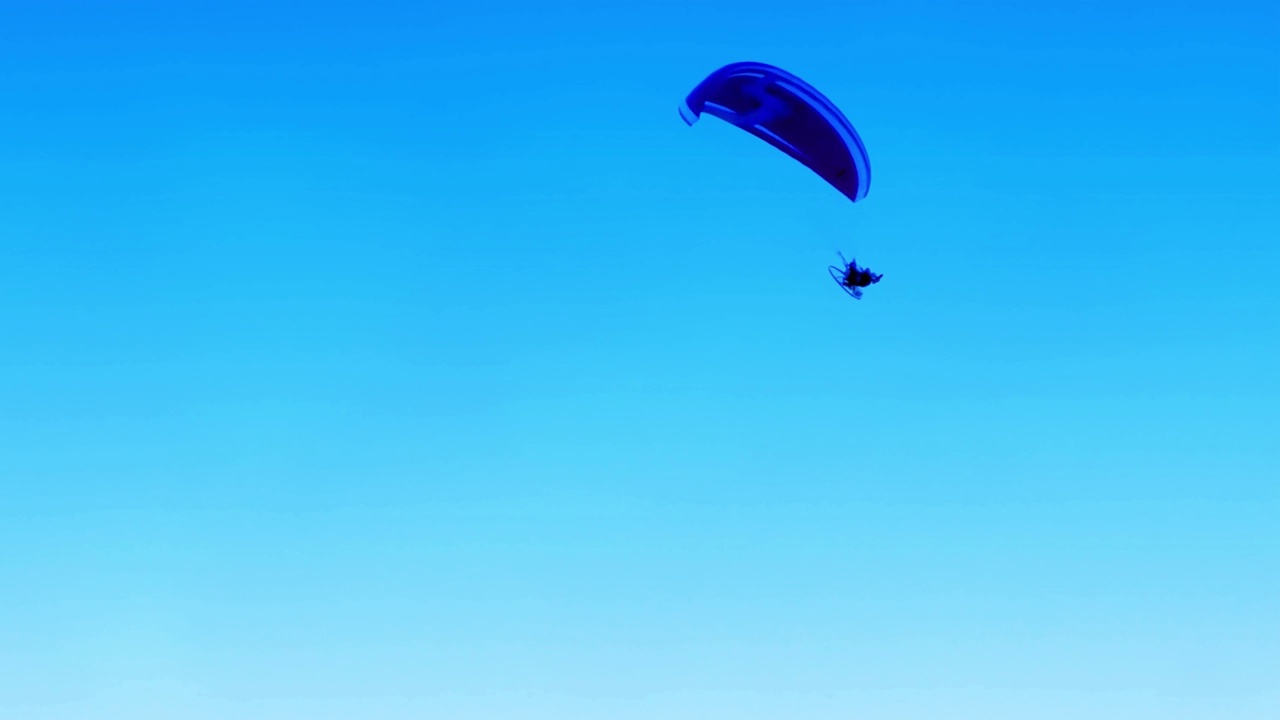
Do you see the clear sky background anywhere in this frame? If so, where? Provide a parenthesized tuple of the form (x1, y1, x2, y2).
(1, 1, 1277, 718)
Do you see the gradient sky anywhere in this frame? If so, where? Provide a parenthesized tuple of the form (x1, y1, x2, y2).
(1, 2, 1278, 719)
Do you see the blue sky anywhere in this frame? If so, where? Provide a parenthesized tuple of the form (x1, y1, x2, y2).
(1, 1, 1277, 718)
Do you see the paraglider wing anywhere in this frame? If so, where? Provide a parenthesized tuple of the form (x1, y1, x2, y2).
(680, 62, 871, 203)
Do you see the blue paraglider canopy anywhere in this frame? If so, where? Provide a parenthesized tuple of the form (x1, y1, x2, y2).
(680, 61, 871, 204)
